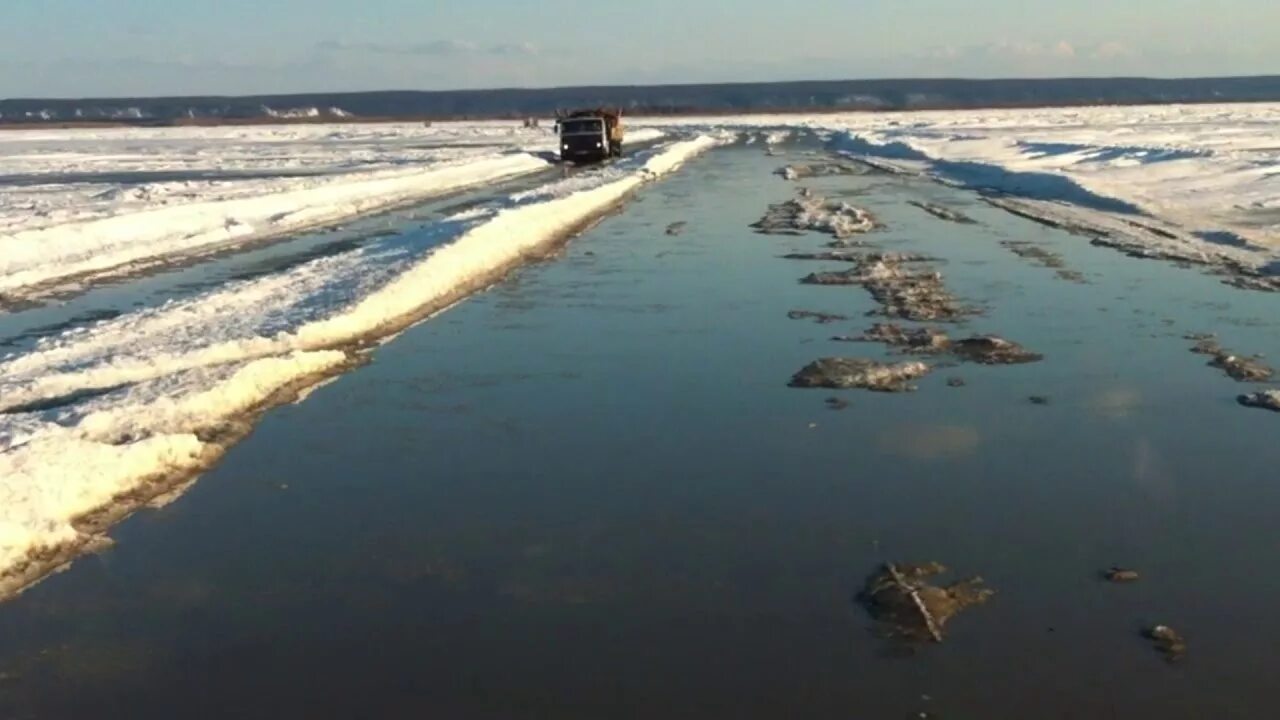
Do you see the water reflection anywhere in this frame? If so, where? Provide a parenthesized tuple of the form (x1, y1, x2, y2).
(1089, 387, 1143, 420)
(1133, 437, 1177, 501)
(877, 424, 981, 462)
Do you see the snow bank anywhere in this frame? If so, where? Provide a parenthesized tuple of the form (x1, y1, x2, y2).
(0, 133, 720, 594)
(635, 103, 1280, 253)
(838, 122, 1278, 248)
(0, 153, 550, 299)
(0, 121, 562, 243)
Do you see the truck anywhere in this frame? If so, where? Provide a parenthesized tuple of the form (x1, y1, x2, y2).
(556, 109, 623, 163)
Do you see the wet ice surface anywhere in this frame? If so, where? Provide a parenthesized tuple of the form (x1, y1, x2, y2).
(3, 143, 1280, 719)
(0, 136, 717, 594)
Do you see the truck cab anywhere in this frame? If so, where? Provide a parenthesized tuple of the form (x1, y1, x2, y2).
(557, 110, 623, 163)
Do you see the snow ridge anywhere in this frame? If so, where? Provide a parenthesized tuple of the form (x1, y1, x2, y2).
(0, 153, 550, 301)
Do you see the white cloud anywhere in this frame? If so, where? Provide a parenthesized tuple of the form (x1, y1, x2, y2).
(912, 40, 1148, 76)
(490, 42, 540, 57)
(1092, 41, 1137, 60)
(966, 40, 1078, 60)
(317, 39, 538, 58)
(1, 35, 1272, 98)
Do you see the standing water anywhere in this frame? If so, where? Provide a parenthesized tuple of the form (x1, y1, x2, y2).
(2, 142, 1279, 719)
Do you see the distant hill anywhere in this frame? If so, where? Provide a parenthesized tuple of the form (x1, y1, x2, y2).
(4, 76, 1280, 125)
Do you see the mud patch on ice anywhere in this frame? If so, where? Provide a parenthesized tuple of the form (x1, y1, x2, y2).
(950, 336, 1044, 365)
(1000, 241, 1087, 284)
(984, 196, 1280, 293)
(789, 357, 931, 392)
(835, 323, 951, 353)
(781, 250, 875, 262)
(776, 161, 879, 181)
(1239, 390, 1280, 413)
(800, 253, 976, 322)
(858, 562, 994, 644)
(1186, 334, 1274, 382)
(751, 190, 879, 241)
(1145, 625, 1188, 663)
(838, 323, 1042, 365)
(908, 201, 976, 225)
(788, 310, 849, 324)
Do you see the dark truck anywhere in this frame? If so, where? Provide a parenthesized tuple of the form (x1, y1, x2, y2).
(556, 109, 624, 163)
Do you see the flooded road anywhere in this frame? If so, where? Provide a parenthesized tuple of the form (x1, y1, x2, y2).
(3, 142, 1280, 719)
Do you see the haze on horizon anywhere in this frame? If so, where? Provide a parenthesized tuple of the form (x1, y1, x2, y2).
(4, 0, 1280, 98)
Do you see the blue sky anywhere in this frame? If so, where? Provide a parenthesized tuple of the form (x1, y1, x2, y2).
(3, 0, 1279, 97)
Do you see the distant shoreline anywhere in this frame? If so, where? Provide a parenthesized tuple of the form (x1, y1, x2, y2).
(3, 95, 1280, 131)
(4, 75, 1279, 129)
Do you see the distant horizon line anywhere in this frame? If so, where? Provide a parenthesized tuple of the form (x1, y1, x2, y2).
(7, 72, 1280, 103)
